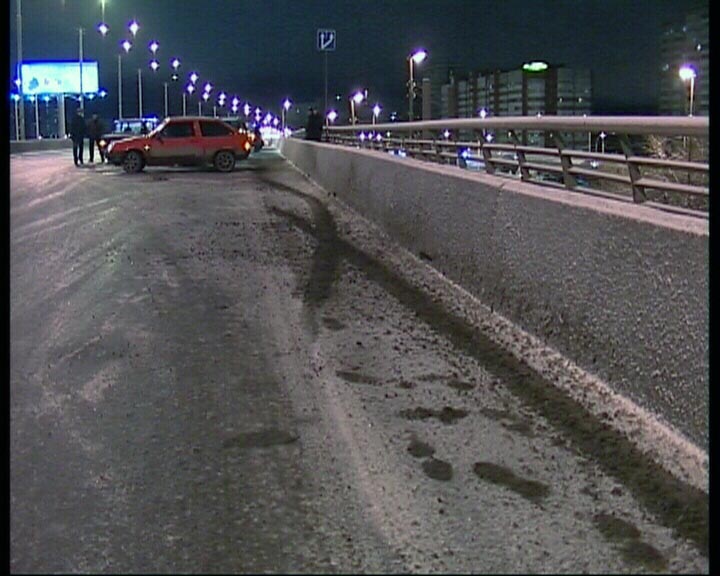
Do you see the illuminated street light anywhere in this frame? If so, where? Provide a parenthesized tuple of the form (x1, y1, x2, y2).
(326, 110, 338, 123)
(149, 40, 159, 54)
(679, 65, 697, 116)
(189, 72, 198, 84)
(118, 40, 133, 119)
(407, 48, 428, 121)
(128, 20, 140, 36)
(183, 83, 194, 115)
(282, 98, 292, 130)
(243, 103, 251, 116)
(372, 103, 381, 125)
(97, 22, 109, 36)
(149, 60, 159, 71)
(171, 58, 181, 70)
(479, 107, 488, 119)
(232, 96, 239, 107)
(202, 92, 210, 101)
(203, 82, 212, 93)
(350, 91, 364, 125)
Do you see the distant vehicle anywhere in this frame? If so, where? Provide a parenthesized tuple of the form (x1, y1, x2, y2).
(98, 117, 160, 158)
(106, 116, 252, 174)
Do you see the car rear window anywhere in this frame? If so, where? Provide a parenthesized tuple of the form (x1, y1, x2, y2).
(161, 122, 195, 138)
(200, 121, 235, 137)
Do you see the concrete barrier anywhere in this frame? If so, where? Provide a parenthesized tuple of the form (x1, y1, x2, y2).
(11, 138, 73, 154)
(280, 138, 708, 449)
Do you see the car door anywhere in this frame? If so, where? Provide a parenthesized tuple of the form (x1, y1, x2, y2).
(198, 120, 237, 161)
(145, 120, 200, 165)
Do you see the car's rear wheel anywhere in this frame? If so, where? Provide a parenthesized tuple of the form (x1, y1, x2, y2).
(122, 150, 145, 174)
(214, 150, 236, 173)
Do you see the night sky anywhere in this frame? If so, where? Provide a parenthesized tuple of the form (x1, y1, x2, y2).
(9, 0, 699, 119)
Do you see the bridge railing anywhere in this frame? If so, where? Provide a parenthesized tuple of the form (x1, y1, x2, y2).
(313, 116, 708, 216)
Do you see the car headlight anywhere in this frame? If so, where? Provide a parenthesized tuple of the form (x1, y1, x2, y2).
(99, 139, 107, 148)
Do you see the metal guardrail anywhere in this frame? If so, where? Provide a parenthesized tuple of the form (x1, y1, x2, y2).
(309, 116, 709, 216)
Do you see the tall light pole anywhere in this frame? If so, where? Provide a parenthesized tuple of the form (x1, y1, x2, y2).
(372, 103, 381, 125)
(350, 91, 364, 125)
(118, 39, 132, 119)
(282, 98, 292, 131)
(679, 65, 697, 116)
(184, 83, 194, 115)
(171, 58, 181, 115)
(679, 65, 697, 177)
(201, 82, 212, 115)
(16, 0, 25, 139)
(138, 68, 143, 117)
(407, 49, 427, 122)
(326, 109, 337, 128)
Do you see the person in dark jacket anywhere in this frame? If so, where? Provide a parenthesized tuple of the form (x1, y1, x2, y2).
(87, 114, 105, 163)
(305, 107, 323, 142)
(70, 109, 86, 166)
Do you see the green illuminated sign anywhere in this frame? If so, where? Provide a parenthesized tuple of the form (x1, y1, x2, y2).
(522, 61, 549, 72)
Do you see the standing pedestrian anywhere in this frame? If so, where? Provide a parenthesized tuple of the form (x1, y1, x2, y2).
(87, 114, 105, 163)
(70, 109, 86, 166)
(305, 107, 323, 142)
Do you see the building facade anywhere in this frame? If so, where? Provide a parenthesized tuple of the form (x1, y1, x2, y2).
(439, 63, 592, 147)
(658, 5, 709, 116)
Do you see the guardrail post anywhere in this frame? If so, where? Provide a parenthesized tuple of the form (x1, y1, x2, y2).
(618, 134, 647, 203)
(479, 137, 495, 175)
(509, 130, 530, 181)
(553, 133, 577, 190)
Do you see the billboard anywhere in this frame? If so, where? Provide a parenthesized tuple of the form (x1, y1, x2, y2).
(20, 61, 99, 95)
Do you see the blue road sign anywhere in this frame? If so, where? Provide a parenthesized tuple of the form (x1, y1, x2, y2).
(317, 29, 336, 51)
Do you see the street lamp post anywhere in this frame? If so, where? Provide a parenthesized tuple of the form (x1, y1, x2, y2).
(184, 83, 194, 115)
(138, 68, 143, 117)
(282, 98, 292, 131)
(163, 82, 169, 117)
(679, 65, 697, 178)
(326, 109, 337, 128)
(350, 91, 364, 125)
(372, 103, 381, 125)
(679, 65, 697, 116)
(118, 40, 132, 119)
(407, 49, 427, 122)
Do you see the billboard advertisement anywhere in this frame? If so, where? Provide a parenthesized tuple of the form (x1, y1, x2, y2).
(20, 61, 99, 95)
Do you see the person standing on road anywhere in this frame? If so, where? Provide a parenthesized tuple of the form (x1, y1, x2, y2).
(305, 107, 323, 142)
(87, 114, 105, 164)
(70, 109, 86, 166)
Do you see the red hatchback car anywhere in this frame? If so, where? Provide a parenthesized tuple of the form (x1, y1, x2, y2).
(106, 116, 253, 174)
